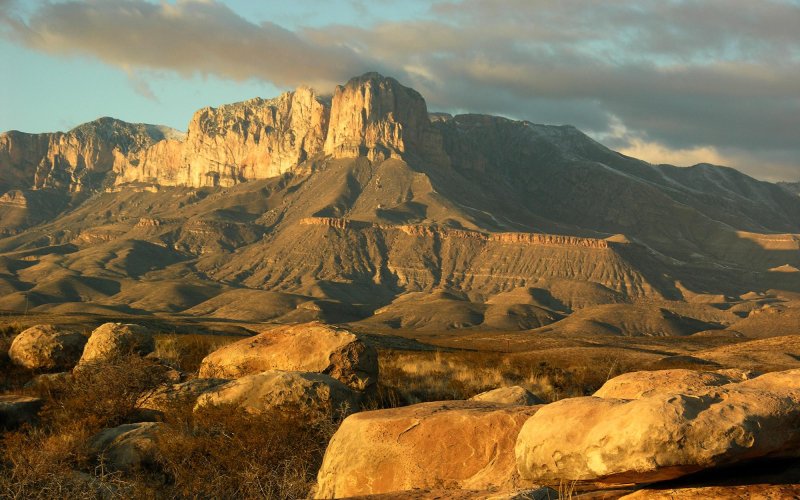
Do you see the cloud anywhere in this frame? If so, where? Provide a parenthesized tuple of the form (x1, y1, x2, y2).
(2, 0, 799, 180)
(2, 0, 379, 90)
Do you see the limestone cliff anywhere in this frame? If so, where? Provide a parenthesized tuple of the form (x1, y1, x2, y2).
(2, 73, 449, 191)
(0, 131, 51, 192)
(0, 118, 180, 193)
(323, 73, 432, 162)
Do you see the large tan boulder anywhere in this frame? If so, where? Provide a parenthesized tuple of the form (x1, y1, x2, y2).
(78, 323, 154, 364)
(315, 401, 542, 498)
(8, 324, 87, 370)
(593, 368, 757, 399)
(88, 422, 162, 471)
(515, 369, 800, 485)
(470, 386, 544, 406)
(195, 370, 359, 415)
(198, 322, 377, 390)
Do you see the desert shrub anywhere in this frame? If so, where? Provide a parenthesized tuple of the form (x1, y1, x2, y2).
(154, 404, 341, 499)
(1, 351, 343, 499)
(36, 356, 171, 431)
(379, 349, 602, 403)
(0, 425, 128, 499)
(0, 355, 171, 499)
(153, 334, 238, 373)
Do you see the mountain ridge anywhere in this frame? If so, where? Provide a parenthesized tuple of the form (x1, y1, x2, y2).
(0, 72, 798, 333)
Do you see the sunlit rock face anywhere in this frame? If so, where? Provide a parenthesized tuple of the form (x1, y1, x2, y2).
(3, 73, 449, 190)
(1, 118, 174, 193)
(323, 72, 432, 163)
(116, 87, 330, 187)
(178, 87, 329, 187)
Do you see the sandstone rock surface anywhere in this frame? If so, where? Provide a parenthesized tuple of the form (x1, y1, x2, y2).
(88, 422, 162, 471)
(0, 395, 43, 429)
(78, 323, 154, 364)
(315, 401, 542, 498)
(195, 370, 358, 414)
(515, 368, 800, 484)
(8, 324, 87, 371)
(469, 386, 544, 406)
(592, 368, 757, 399)
(198, 322, 377, 390)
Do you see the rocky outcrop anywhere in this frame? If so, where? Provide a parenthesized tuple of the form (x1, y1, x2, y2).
(115, 74, 448, 187)
(592, 368, 757, 399)
(515, 368, 800, 484)
(0, 118, 178, 193)
(195, 370, 359, 415)
(323, 73, 432, 162)
(301, 217, 613, 248)
(0, 395, 43, 429)
(88, 422, 163, 471)
(8, 324, 87, 371)
(0, 131, 51, 191)
(140, 378, 229, 413)
(198, 322, 378, 390)
(118, 88, 329, 187)
(78, 323, 155, 364)
(315, 401, 542, 498)
(116, 138, 185, 185)
(469, 386, 544, 406)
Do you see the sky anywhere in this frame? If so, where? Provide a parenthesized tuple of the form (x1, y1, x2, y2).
(1, 0, 798, 182)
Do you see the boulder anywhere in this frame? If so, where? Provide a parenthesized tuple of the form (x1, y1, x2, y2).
(141, 378, 229, 412)
(8, 324, 87, 370)
(0, 395, 43, 429)
(24, 371, 71, 391)
(195, 370, 359, 415)
(88, 422, 162, 472)
(78, 323, 154, 364)
(315, 401, 542, 498)
(515, 369, 800, 485)
(470, 386, 544, 406)
(593, 368, 757, 399)
(198, 322, 377, 390)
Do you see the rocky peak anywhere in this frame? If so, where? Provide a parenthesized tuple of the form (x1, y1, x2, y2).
(323, 72, 431, 162)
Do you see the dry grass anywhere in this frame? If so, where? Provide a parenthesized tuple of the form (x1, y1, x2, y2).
(154, 404, 340, 499)
(153, 333, 239, 373)
(379, 349, 632, 404)
(0, 352, 341, 499)
(0, 355, 171, 498)
(0, 328, 637, 498)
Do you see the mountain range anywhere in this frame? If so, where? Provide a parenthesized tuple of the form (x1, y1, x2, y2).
(1, 73, 798, 336)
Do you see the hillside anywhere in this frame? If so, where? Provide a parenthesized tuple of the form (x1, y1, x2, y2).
(0, 73, 798, 335)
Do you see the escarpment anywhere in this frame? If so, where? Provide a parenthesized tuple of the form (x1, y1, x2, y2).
(0, 119, 176, 193)
(301, 217, 613, 249)
(2, 73, 451, 191)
